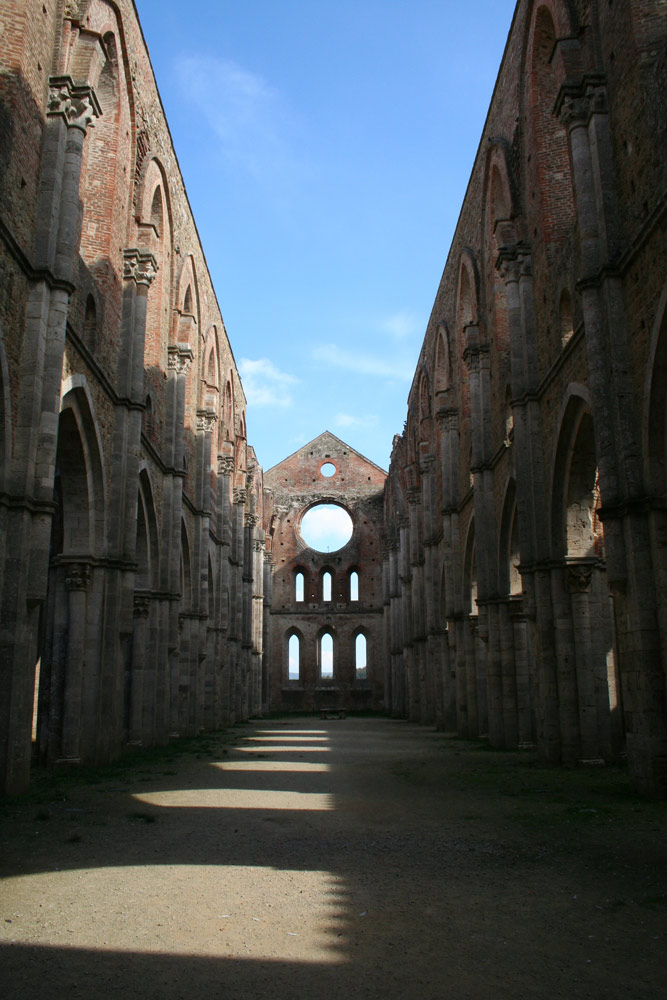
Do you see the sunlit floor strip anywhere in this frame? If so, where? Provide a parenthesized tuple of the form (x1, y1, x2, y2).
(246, 736, 329, 742)
(133, 789, 335, 810)
(214, 761, 330, 772)
(236, 746, 331, 754)
(0, 866, 348, 963)
(254, 730, 328, 736)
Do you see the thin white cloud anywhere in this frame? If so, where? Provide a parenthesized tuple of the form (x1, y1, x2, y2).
(312, 343, 413, 381)
(335, 412, 379, 429)
(176, 55, 300, 184)
(239, 358, 298, 408)
(379, 310, 420, 340)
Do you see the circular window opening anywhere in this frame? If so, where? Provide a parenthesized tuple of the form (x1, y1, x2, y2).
(320, 462, 336, 477)
(300, 503, 353, 552)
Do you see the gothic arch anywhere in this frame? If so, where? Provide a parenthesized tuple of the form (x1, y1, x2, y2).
(498, 478, 521, 597)
(434, 323, 452, 396)
(462, 516, 478, 615)
(180, 518, 192, 612)
(523, 3, 577, 255)
(551, 387, 601, 560)
(57, 377, 107, 553)
(136, 466, 159, 590)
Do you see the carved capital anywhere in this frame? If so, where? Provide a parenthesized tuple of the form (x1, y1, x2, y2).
(419, 454, 436, 475)
(133, 595, 151, 618)
(436, 406, 459, 431)
(558, 80, 608, 131)
(233, 487, 247, 506)
(406, 488, 421, 506)
(167, 344, 194, 375)
(47, 76, 101, 131)
(123, 248, 158, 287)
(197, 408, 217, 433)
(397, 514, 410, 529)
(218, 455, 235, 476)
(263, 551, 273, 564)
(65, 562, 91, 591)
(567, 562, 594, 593)
(253, 537, 265, 551)
(496, 244, 532, 285)
(245, 513, 259, 528)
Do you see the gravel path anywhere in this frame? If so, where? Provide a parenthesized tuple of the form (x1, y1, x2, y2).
(1, 717, 666, 999)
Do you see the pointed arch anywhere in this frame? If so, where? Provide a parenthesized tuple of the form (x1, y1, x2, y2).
(463, 516, 478, 615)
(498, 478, 521, 597)
(137, 467, 159, 590)
(180, 519, 192, 611)
(434, 323, 452, 396)
(551, 388, 603, 560)
(57, 378, 107, 555)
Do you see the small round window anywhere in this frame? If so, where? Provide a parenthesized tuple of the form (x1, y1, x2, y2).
(300, 503, 353, 552)
(320, 462, 336, 477)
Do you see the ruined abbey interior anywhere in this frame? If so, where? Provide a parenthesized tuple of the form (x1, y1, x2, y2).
(1, 0, 666, 797)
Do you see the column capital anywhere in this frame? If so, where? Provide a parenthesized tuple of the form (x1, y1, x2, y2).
(406, 487, 421, 506)
(436, 406, 458, 430)
(233, 487, 247, 506)
(245, 513, 259, 528)
(124, 248, 158, 286)
(496, 243, 532, 284)
(133, 594, 151, 618)
(167, 343, 194, 374)
(567, 560, 595, 593)
(65, 561, 91, 591)
(556, 75, 607, 130)
(218, 455, 235, 476)
(197, 408, 217, 433)
(47, 76, 101, 131)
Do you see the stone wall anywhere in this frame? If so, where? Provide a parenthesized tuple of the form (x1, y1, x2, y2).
(0, 0, 266, 794)
(382, 0, 667, 796)
(263, 432, 385, 713)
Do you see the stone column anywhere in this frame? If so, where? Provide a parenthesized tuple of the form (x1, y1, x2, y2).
(195, 408, 216, 730)
(262, 549, 273, 711)
(0, 77, 100, 793)
(497, 246, 557, 761)
(129, 595, 151, 745)
(230, 487, 247, 720)
(559, 80, 667, 793)
(164, 345, 193, 735)
(59, 562, 91, 761)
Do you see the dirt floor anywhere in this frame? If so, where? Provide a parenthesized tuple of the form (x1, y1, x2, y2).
(1, 716, 666, 1000)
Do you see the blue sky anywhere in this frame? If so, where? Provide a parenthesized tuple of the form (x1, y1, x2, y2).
(136, 0, 516, 471)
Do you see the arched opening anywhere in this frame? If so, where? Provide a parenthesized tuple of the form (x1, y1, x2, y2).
(355, 633, 367, 680)
(150, 184, 163, 235)
(183, 285, 193, 315)
(463, 518, 478, 615)
(37, 387, 105, 764)
(527, 6, 575, 255)
(565, 413, 600, 559)
(319, 631, 334, 680)
(322, 570, 332, 602)
(288, 632, 301, 681)
(295, 570, 305, 602)
(349, 570, 359, 602)
(300, 503, 353, 552)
